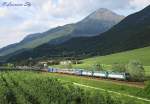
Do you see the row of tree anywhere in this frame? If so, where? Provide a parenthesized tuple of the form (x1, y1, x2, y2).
(63, 60, 145, 81)
(94, 60, 145, 81)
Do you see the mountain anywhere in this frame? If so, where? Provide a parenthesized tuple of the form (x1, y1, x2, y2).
(0, 8, 124, 56)
(72, 8, 124, 36)
(7, 5, 150, 62)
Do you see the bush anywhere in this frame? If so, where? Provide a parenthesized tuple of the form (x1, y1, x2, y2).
(65, 62, 72, 69)
(47, 60, 60, 65)
(111, 63, 126, 72)
(72, 60, 83, 64)
(126, 60, 145, 81)
(93, 63, 103, 71)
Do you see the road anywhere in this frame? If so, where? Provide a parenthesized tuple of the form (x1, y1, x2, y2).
(73, 82, 150, 102)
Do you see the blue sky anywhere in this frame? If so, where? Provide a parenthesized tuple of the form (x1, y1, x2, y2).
(0, 0, 150, 48)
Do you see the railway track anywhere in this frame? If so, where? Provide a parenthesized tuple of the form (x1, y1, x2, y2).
(52, 72, 145, 88)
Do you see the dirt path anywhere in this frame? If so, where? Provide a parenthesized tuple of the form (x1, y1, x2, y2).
(73, 82, 150, 102)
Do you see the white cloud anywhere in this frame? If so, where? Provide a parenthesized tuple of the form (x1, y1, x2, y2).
(0, 0, 150, 48)
(0, 8, 8, 17)
(130, 0, 150, 8)
(0, 28, 26, 48)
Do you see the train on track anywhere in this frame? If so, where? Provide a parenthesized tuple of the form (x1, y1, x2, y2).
(0, 66, 130, 80)
(48, 68, 130, 80)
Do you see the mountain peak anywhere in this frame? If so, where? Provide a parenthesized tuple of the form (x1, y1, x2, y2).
(94, 8, 113, 14)
(83, 8, 124, 22)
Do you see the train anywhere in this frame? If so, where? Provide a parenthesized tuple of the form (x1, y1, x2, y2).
(48, 68, 130, 80)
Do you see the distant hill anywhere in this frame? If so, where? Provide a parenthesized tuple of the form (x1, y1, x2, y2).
(0, 8, 124, 56)
(6, 5, 150, 62)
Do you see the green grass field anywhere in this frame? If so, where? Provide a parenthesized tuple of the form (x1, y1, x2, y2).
(145, 66, 150, 77)
(53, 47, 150, 77)
(0, 71, 149, 104)
(81, 47, 150, 65)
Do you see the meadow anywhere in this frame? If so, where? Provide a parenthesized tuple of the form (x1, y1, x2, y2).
(53, 47, 150, 77)
(80, 46, 150, 65)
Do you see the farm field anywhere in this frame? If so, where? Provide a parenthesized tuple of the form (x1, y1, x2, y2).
(0, 71, 121, 104)
(46, 73, 150, 99)
(0, 70, 149, 104)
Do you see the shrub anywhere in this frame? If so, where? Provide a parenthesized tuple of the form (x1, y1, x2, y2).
(47, 60, 60, 65)
(111, 63, 126, 72)
(65, 62, 73, 69)
(93, 63, 104, 71)
(126, 60, 145, 81)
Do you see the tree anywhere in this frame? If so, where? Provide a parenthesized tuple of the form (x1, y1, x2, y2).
(65, 61, 72, 69)
(7, 63, 14, 68)
(111, 63, 126, 72)
(126, 60, 145, 81)
(93, 63, 103, 71)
